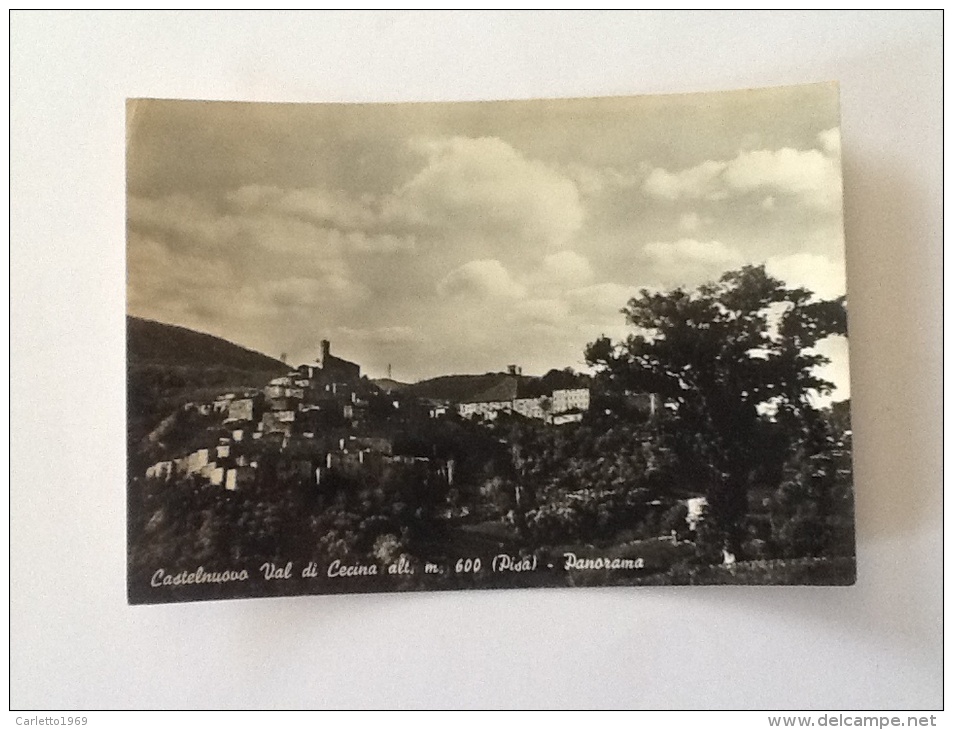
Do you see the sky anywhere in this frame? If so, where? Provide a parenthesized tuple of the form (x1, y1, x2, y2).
(126, 83, 850, 399)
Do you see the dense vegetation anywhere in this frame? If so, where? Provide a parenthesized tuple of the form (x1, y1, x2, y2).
(583, 265, 850, 564)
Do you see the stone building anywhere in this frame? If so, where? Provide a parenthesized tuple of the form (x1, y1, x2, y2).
(513, 397, 546, 420)
(187, 449, 210, 475)
(225, 396, 260, 424)
(264, 376, 304, 411)
(314, 340, 360, 384)
(262, 410, 296, 437)
(458, 400, 512, 420)
(145, 461, 173, 481)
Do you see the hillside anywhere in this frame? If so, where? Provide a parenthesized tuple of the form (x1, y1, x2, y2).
(371, 378, 411, 393)
(406, 368, 590, 403)
(128, 316, 287, 371)
(127, 317, 289, 449)
(405, 373, 514, 402)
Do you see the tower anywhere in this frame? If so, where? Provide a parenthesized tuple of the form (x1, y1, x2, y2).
(318, 339, 330, 368)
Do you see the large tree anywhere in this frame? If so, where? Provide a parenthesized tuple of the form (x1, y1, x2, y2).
(585, 265, 847, 561)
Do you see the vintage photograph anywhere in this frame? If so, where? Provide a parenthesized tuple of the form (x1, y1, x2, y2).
(126, 83, 854, 603)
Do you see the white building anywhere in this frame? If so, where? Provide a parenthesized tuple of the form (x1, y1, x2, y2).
(457, 400, 512, 420)
(552, 388, 590, 413)
(458, 388, 590, 423)
(513, 398, 546, 420)
(186, 449, 210, 475)
(145, 461, 173, 480)
(686, 496, 708, 531)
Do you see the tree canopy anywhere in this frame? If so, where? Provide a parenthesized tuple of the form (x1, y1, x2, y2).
(585, 265, 848, 559)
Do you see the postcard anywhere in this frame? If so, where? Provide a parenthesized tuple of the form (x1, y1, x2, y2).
(127, 83, 853, 603)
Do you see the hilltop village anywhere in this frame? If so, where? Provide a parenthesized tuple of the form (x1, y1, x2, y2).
(142, 340, 592, 495)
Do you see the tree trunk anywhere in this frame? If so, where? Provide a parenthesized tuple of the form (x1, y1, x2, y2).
(709, 473, 747, 563)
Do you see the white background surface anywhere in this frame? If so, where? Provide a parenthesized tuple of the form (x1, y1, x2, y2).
(10, 11, 943, 710)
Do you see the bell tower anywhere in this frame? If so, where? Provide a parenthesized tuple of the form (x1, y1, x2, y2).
(317, 339, 330, 368)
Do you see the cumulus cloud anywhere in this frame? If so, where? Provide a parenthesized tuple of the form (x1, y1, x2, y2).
(217, 137, 588, 258)
(223, 186, 418, 255)
(396, 136, 584, 248)
(562, 162, 640, 198)
(766, 252, 847, 300)
(127, 136, 593, 376)
(533, 250, 594, 288)
(722, 147, 841, 210)
(642, 160, 728, 201)
(818, 127, 841, 157)
(129, 192, 365, 261)
(427, 254, 636, 374)
(126, 188, 378, 363)
(641, 132, 843, 210)
(436, 259, 526, 300)
(226, 185, 381, 231)
(129, 222, 364, 310)
(642, 239, 746, 287)
(436, 253, 622, 327)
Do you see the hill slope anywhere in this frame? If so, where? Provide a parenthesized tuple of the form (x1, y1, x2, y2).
(405, 373, 514, 402)
(128, 316, 287, 371)
(406, 368, 590, 402)
(127, 317, 289, 448)
(371, 378, 411, 393)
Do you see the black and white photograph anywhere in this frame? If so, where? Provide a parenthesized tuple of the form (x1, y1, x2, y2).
(126, 83, 854, 603)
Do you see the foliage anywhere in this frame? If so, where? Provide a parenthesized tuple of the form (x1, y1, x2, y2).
(768, 410, 855, 559)
(585, 265, 848, 560)
(483, 419, 665, 545)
